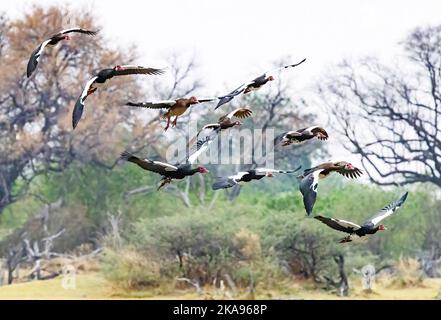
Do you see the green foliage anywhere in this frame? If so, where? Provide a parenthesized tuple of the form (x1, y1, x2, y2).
(3, 151, 441, 292)
(100, 247, 161, 290)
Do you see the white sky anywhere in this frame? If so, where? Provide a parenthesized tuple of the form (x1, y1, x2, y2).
(3, 0, 441, 91)
(2, 0, 441, 174)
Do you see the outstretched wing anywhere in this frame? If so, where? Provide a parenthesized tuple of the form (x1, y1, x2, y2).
(197, 124, 221, 146)
(120, 151, 178, 175)
(197, 98, 217, 103)
(263, 58, 306, 78)
(274, 131, 298, 146)
(212, 171, 249, 190)
(365, 192, 409, 226)
(186, 123, 221, 151)
(72, 76, 98, 129)
(26, 39, 51, 77)
(299, 170, 321, 216)
(220, 108, 253, 121)
(255, 166, 302, 174)
(198, 123, 221, 136)
(282, 130, 303, 143)
(58, 28, 99, 36)
(186, 138, 213, 165)
(215, 83, 249, 109)
(126, 100, 176, 109)
(212, 177, 238, 190)
(336, 166, 363, 179)
(314, 216, 361, 233)
(114, 65, 165, 76)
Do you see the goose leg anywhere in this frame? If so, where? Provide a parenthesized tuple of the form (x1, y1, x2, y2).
(87, 87, 97, 97)
(172, 116, 178, 127)
(164, 116, 171, 131)
(339, 235, 352, 243)
(158, 177, 172, 190)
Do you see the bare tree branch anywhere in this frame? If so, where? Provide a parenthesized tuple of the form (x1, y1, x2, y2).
(319, 25, 441, 188)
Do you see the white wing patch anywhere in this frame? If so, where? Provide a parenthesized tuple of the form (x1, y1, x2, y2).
(368, 192, 408, 226)
(201, 123, 220, 131)
(79, 76, 98, 103)
(150, 160, 178, 171)
(331, 218, 362, 230)
(149, 100, 176, 105)
(370, 205, 399, 226)
(370, 211, 394, 226)
(230, 171, 249, 181)
(285, 130, 299, 136)
(311, 170, 321, 191)
(304, 125, 319, 133)
(118, 64, 145, 69)
(254, 168, 283, 174)
(225, 108, 242, 120)
(59, 27, 83, 34)
(35, 39, 51, 62)
(264, 59, 307, 79)
(187, 139, 213, 164)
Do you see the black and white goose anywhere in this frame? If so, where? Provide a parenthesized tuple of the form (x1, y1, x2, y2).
(298, 161, 363, 216)
(73, 65, 165, 129)
(314, 192, 409, 243)
(120, 139, 212, 190)
(212, 166, 301, 190)
(215, 58, 306, 109)
(27, 28, 98, 77)
(190, 107, 253, 148)
(275, 126, 329, 147)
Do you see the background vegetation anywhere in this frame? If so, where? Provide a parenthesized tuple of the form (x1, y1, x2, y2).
(0, 5, 440, 299)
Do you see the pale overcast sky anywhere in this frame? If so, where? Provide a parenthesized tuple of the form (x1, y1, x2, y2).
(2, 0, 441, 173)
(3, 0, 441, 92)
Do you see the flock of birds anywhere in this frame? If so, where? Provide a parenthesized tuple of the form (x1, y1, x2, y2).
(26, 27, 409, 243)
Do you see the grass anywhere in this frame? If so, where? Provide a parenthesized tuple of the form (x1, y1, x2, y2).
(0, 273, 440, 299)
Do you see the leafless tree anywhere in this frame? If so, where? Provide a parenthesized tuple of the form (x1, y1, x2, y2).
(318, 25, 441, 187)
(0, 6, 162, 215)
(1, 197, 103, 284)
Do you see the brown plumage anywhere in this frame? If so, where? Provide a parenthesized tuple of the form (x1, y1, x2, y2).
(302, 161, 363, 179)
(126, 96, 215, 130)
(276, 126, 329, 147)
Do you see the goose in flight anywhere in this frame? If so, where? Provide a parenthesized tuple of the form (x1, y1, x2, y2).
(27, 27, 98, 77)
(314, 192, 409, 243)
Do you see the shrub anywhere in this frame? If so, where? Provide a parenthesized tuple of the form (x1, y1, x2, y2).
(129, 212, 249, 286)
(386, 257, 425, 288)
(233, 228, 261, 260)
(100, 248, 161, 290)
